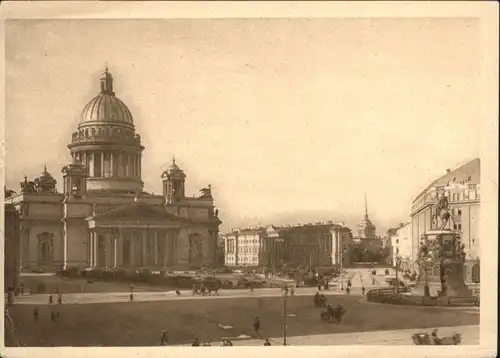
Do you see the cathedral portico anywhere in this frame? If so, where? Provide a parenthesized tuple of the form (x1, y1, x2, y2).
(86, 201, 187, 269)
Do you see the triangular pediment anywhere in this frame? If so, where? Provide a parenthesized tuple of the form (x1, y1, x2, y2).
(89, 202, 187, 223)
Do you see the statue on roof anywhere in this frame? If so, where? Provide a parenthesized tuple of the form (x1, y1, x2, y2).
(199, 184, 213, 199)
(20, 176, 36, 193)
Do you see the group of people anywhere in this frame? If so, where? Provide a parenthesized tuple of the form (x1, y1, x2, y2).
(190, 337, 272, 346)
(48, 293, 64, 305)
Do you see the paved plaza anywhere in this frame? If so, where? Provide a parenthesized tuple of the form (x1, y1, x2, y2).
(11, 286, 374, 305)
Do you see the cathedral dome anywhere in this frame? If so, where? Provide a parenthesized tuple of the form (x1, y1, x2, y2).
(79, 68, 134, 126)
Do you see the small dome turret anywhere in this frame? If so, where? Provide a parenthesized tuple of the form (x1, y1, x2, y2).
(33, 165, 57, 193)
(161, 158, 186, 179)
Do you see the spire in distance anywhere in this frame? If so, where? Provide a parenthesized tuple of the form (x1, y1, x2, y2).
(364, 191, 369, 218)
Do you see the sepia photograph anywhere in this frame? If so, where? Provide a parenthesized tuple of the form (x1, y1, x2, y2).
(1, 2, 498, 357)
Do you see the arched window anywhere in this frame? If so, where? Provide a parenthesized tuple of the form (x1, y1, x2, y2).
(471, 264, 480, 283)
(41, 241, 51, 261)
(37, 232, 54, 264)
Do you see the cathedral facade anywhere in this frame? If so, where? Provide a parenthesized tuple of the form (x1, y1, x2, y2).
(5, 68, 222, 272)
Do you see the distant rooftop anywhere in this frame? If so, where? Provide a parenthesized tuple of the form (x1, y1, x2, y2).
(413, 158, 480, 203)
(224, 220, 350, 236)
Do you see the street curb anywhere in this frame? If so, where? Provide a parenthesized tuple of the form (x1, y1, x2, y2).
(357, 298, 480, 312)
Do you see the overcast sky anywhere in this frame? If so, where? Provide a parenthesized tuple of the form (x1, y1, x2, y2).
(5, 18, 481, 233)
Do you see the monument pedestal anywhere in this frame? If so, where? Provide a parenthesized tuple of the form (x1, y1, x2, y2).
(439, 260, 473, 297)
(413, 229, 472, 299)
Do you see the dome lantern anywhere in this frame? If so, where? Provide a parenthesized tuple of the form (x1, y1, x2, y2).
(100, 66, 114, 95)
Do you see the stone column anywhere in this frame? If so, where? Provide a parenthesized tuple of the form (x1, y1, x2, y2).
(142, 230, 147, 267)
(116, 230, 123, 267)
(118, 151, 123, 177)
(103, 231, 109, 269)
(93, 232, 98, 268)
(130, 231, 135, 267)
(89, 232, 93, 268)
(130, 154, 134, 177)
(138, 155, 141, 178)
(113, 235, 118, 268)
(164, 231, 169, 268)
(125, 153, 130, 177)
(172, 231, 178, 266)
(101, 152, 105, 177)
(110, 151, 115, 177)
(88, 152, 94, 177)
(154, 230, 158, 266)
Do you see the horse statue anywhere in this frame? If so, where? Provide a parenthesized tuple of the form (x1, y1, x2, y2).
(199, 185, 213, 199)
(435, 192, 451, 229)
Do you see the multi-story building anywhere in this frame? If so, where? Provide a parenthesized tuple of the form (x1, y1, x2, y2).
(224, 222, 352, 269)
(224, 227, 265, 267)
(4, 199, 21, 292)
(410, 158, 480, 283)
(386, 222, 413, 270)
(4, 68, 222, 272)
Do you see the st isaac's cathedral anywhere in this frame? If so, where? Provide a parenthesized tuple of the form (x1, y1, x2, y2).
(5, 68, 222, 272)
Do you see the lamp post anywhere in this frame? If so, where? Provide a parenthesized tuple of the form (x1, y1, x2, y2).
(339, 247, 346, 290)
(395, 255, 400, 294)
(309, 252, 312, 276)
(283, 288, 288, 346)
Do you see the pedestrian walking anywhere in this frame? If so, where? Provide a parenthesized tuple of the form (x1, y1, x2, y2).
(129, 293, 134, 302)
(264, 338, 271, 346)
(362, 286, 365, 295)
(160, 331, 168, 346)
(33, 308, 39, 322)
(58, 294, 63, 304)
(290, 287, 295, 296)
(20, 284, 25, 295)
(253, 316, 261, 337)
(48, 294, 53, 305)
(346, 286, 350, 295)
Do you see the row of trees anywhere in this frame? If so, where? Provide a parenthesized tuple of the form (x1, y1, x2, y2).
(349, 246, 391, 263)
